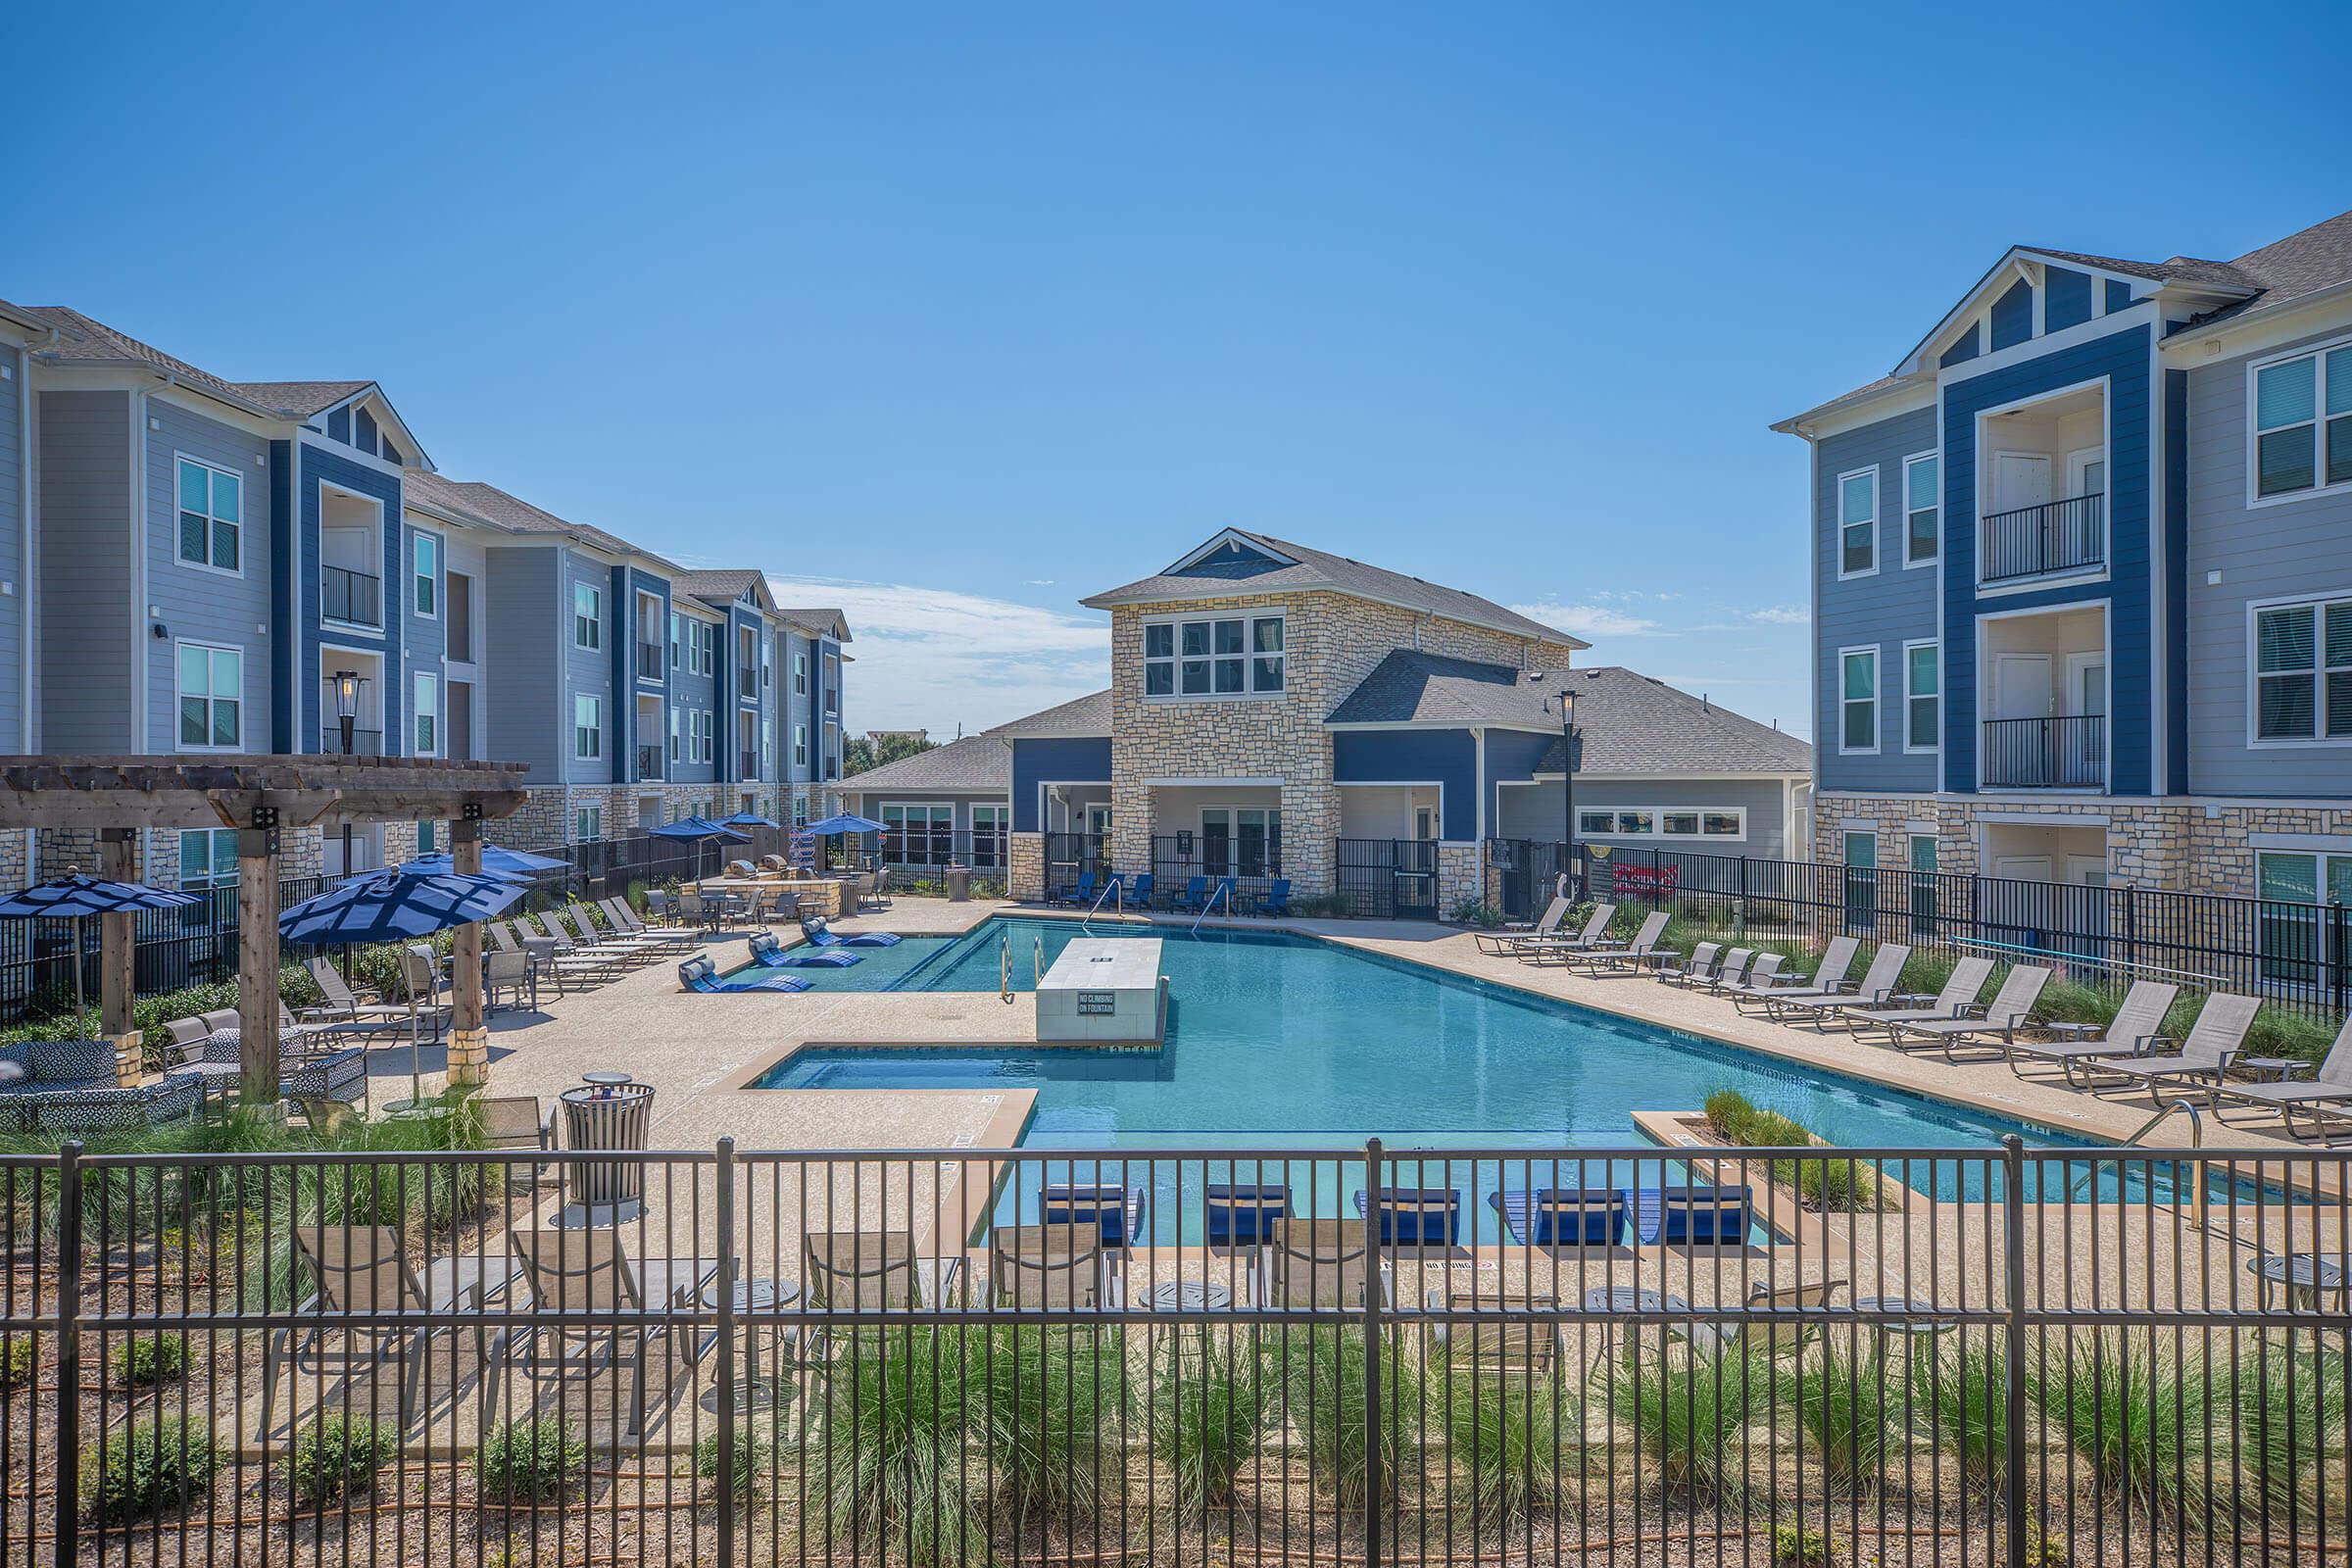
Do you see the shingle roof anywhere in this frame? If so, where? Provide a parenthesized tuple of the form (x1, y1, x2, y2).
(672, 569, 770, 612)
(778, 608, 853, 642)
(1083, 531, 1589, 649)
(29, 306, 284, 414)
(1324, 651, 1564, 727)
(988, 689, 1113, 738)
(401, 468, 501, 528)
(2195, 206, 2352, 328)
(233, 379, 372, 416)
(838, 733, 1011, 796)
(439, 479, 663, 564)
(1533, 665, 1811, 776)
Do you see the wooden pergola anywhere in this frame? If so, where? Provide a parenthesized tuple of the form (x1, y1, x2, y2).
(0, 756, 528, 1096)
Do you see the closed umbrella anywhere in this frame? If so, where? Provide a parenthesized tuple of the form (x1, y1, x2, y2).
(400, 845, 567, 881)
(0, 874, 202, 1038)
(279, 867, 525, 1103)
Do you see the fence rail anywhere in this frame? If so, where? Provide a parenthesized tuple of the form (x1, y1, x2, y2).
(1487, 838, 2352, 1022)
(1981, 490, 2105, 584)
(0, 1138, 2342, 1567)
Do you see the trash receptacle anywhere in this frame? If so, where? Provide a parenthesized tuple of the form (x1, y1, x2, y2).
(560, 1074, 655, 1222)
(947, 865, 971, 902)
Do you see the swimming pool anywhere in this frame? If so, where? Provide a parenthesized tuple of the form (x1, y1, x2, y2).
(747, 916, 2240, 1217)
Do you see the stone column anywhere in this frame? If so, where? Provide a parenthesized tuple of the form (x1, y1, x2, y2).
(97, 829, 140, 1084)
(448, 810, 489, 1089)
(1009, 833, 1046, 903)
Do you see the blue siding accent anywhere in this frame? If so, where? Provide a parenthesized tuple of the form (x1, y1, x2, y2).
(1988, 279, 2035, 351)
(1939, 321, 1981, 368)
(354, 406, 377, 455)
(1011, 737, 1111, 832)
(1941, 324, 2153, 795)
(1173, 539, 1284, 579)
(1333, 729, 1477, 840)
(608, 564, 630, 782)
(2043, 268, 2091, 333)
(326, 406, 350, 444)
(269, 441, 292, 751)
(2163, 367, 2188, 793)
(1481, 729, 1555, 837)
(296, 445, 403, 753)
(2104, 278, 2134, 315)
(1812, 405, 1941, 794)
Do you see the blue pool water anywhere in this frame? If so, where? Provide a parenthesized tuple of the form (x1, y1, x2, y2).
(749, 918, 2241, 1224)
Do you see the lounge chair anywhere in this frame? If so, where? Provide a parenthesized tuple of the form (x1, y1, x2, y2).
(2001, 980, 2180, 1087)
(1057, 871, 1100, 908)
(1354, 1186, 1464, 1247)
(1255, 1218, 1390, 1310)
(550, 904, 662, 962)
(520, 914, 635, 982)
(298, 958, 411, 1036)
(489, 1228, 715, 1439)
(1730, 935, 1860, 1013)
(1679, 1278, 1849, 1357)
(1424, 1290, 1561, 1376)
(2210, 1013, 2352, 1141)
(1204, 1182, 1290, 1247)
(677, 956, 810, 994)
(1549, 910, 1674, 975)
(1763, 943, 1912, 1027)
(1714, 952, 1790, 999)
(1653, 941, 1724, 987)
(802, 915, 902, 948)
(987, 1223, 1117, 1308)
(601, 896, 698, 951)
(1477, 895, 1572, 956)
(1885, 964, 2053, 1058)
(1513, 903, 1616, 961)
(1259, 877, 1293, 917)
(2094, 992, 2261, 1103)
(1491, 1187, 1627, 1248)
(1040, 1183, 1149, 1248)
(1692, 947, 1757, 995)
(1632, 1186, 1754, 1247)
(1844, 956, 1995, 1046)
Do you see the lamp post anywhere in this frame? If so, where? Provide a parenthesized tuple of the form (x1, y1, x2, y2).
(330, 670, 368, 982)
(1556, 686, 1581, 900)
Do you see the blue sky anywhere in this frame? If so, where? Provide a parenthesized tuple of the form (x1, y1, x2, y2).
(13, 3, 2347, 736)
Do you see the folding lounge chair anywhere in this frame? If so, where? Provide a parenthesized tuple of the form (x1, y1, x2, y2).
(1040, 1182, 1150, 1248)
(1885, 964, 2053, 1058)
(1764, 944, 1911, 1027)
(2210, 1014, 2352, 1141)
(2002, 980, 2179, 1088)
(1554, 909, 1674, 975)
(1714, 952, 1790, 1000)
(1204, 1183, 1289, 1247)
(1844, 956, 1995, 1047)
(1476, 895, 1571, 956)
(1693, 947, 1757, 995)
(1491, 1187, 1627, 1248)
(2095, 992, 2261, 1103)
(1730, 935, 1860, 1013)
(1653, 941, 1723, 988)
(1515, 904, 1615, 961)
(1255, 1219, 1391, 1310)
(1353, 1186, 1464, 1247)
(987, 1223, 1117, 1309)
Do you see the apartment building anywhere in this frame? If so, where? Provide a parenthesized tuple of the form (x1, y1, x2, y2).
(0, 298, 850, 887)
(1775, 205, 2352, 903)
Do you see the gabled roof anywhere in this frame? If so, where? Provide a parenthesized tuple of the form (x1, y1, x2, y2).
(1324, 650, 1563, 729)
(672, 569, 778, 615)
(236, 379, 373, 416)
(1082, 528, 1588, 650)
(29, 305, 297, 419)
(778, 608, 853, 643)
(401, 468, 504, 530)
(837, 732, 1010, 796)
(436, 479, 679, 570)
(988, 689, 1113, 739)
(1533, 666, 1811, 776)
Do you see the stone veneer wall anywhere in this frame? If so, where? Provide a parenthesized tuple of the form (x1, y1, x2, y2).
(1009, 832, 1046, 902)
(1436, 843, 1482, 914)
(1105, 589, 1577, 896)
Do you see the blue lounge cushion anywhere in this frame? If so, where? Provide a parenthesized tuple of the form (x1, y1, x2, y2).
(1040, 1183, 1149, 1248)
(1203, 1183, 1290, 1247)
(1623, 1186, 1755, 1247)
(1492, 1188, 1626, 1248)
(1354, 1187, 1464, 1247)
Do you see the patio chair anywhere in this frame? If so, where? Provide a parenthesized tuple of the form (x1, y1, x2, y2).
(1259, 877, 1293, 917)
(1476, 895, 1572, 956)
(1844, 956, 1995, 1047)
(1354, 1186, 1464, 1248)
(1124, 872, 1155, 910)
(1678, 1277, 1849, 1358)
(2001, 980, 2180, 1087)
(1177, 875, 1208, 912)
(802, 1231, 928, 1310)
(263, 1225, 518, 1434)
(1424, 1289, 1561, 1377)
(1255, 1219, 1391, 1310)
(483, 949, 534, 1013)
(1491, 1187, 1627, 1249)
(2093, 992, 2261, 1103)
(1511, 903, 1616, 961)
(1552, 909, 1675, 975)
(1204, 1182, 1290, 1247)
(1763, 943, 1912, 1027)
(2211, 1013, 2352, 1141)
(1040, 1182, 1149, 1248)
(677, 889, 721, 935)
(1731, 936, 1860, 1013)
(1885, 964, 2053, 1058)
(987, 1222, 1117, 1309)
(489, 1228, 716, 1441)
(866, 868, 893, 909)
(476, 1095, 556, 1152)
(1692, 947, 1756, 995)
(1652, 941, 1724, 988)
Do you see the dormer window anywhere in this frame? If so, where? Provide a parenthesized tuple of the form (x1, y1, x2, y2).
(1144, 612, 1286, 700)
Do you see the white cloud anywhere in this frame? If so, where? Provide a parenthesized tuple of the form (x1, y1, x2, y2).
(762, 572, 1108, 735)
(1747, 604, 1809, 625)
(1509, 602, 1667, 639)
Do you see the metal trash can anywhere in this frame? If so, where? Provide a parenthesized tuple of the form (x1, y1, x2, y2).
(560, 1073, 654, 1222)
(946, 865, 971, 902)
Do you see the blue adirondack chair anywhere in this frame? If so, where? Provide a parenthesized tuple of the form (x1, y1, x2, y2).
(1260, 878, 1293, 917)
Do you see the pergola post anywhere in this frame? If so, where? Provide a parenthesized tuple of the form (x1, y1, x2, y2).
(236, 809, 282, 1102)
(97, 828, 138, 1085)
(449, 808, 488, 1089)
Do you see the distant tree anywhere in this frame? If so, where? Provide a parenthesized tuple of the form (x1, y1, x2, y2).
(843, 731, 938, 777)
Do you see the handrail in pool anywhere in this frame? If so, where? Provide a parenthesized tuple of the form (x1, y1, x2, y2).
(1082, 874, 1121, 933)
(1189, 878, 1229, 936)
(1000, 929, 1011, 1004)
(2070, 1100, 2205, 1226)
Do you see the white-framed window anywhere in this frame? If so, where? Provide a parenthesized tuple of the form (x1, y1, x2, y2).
(793, 651, 808, 694)
(793, 794, 809, 828)
(1908, 833, 1938, 873)
(689, 708, 714, 764)
(1902, 453, 1938, 566)
(177, 827, 239, 892)
(971, 803, 1007, 868)
(175, 642, 243, 751)
(1574, 807, 1745, 841)
(669, 706, 681, 762)
(417, 819, 439, 856)
(2251, 337, 2352, 501)
(175, 456, 242, 573)
(882, 803, 956, 865)
(572, 581, 602, 650)
(1836, 467, 1878, 577)
(793, 722, 808, 767)
(1903, 639, 1939, 753)
(575, 805, 604, 842)
(1143, 612, 1287, 700)
(1839, 645, 1879, 754)
(413, 529, 440, 617)
(573, 694, 602, 760)
(413, 671, 439, 756)
(2252, 592, 2352, 743)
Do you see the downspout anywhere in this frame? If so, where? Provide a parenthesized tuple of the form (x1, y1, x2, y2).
(1472, 726, 1487, 906)
(17, 329, 42, 752)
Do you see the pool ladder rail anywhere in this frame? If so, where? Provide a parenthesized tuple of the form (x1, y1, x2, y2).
(1189, 878, 1229, 936)
(999, 930, 1011, 1004)
(1081, 875, 1123, 934)
(2065, 1100, 2206, 1225)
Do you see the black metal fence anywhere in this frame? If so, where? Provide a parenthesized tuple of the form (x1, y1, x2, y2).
(0, 1137, 2343, 1567)
(1152, 833, 1286, 913)
(1336, 838, 1441, 920)
(1044, 832, 1110, 898)
(1487, 839, 2352, 1021)
(878, 827, 1010, 873)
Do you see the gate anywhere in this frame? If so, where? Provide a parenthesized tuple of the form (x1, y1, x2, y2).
(1335, 837, 1439, 919)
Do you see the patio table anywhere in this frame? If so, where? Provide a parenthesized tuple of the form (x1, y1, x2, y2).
(2249, 1253, 2348, 1313)
(1852, 1295, 1958, 1348)
(702, 1276, 803, 1407)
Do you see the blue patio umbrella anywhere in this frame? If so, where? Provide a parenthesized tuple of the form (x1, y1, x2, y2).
(804, 812, 888, 836)
(649, 814, 753, 879)
(0, 874, 203, 1035)
(280, 868, 526, 1102)
(400, 845, 567, 881)
(720, 812, 783, 831)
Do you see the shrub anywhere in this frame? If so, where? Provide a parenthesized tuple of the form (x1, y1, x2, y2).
(1436, 1365, 1578, 1527)
(1772, 1521, 1836, 1568)
(695, 1426, 767, 1501)
(112, 1333, 187, 1387)
(84, 1415, 218, 1521)
(2232, 1333, 2341, 1527)
(1607, 1349, 1768, 1502)
(1279, 1325, 1417, 1509)
(1152, 1337, 1275, 1513)
(2032, 1331, 2215, 1521)
(474, 1416, 583, 1502)
(286, 1411, 397, 1504)
(973, 1323, 1127, 1518)
(1911, 1335, 2010, 1494)
(1790, 1335, 1900, 1494)
(1701, 1088, 1878, 1212)
(1447, 898, 1505, 929)
(1, 1336, 33, 1390)
(817, 1325, 987, 1566)
(1293, 893, 1354, 918)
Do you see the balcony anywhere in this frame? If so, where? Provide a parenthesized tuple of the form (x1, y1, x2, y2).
(740, 749, 760, 779)
(1983, 713, 2106, 789)
(320, 565, 382, 628)
(318, 725, 382, 757)
(637, 744, 664, 780)
(1981, 493, 2105, 585)
(636, 643, 663, 681)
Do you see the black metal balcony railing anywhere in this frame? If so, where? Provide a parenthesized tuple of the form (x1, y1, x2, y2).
(637, 744, 664, 780)
(739, 749, 760, 779)
(1980, 491, 2104, 583)
(1982, 712, 2106, 789)
(318, 724, 382, 756)
(319, 564, 382, 627)
(636, 642, 663, 680)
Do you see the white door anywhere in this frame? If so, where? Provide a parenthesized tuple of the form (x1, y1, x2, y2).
(2064, 654, 2106, 717)
(2064, 854, 2108, 887)
(1992, 453, 2052, 513)
(2066, 448, 2106, 501)
(1993, 855, 2053, 881)
(1993, 653, 2052, 719)
(1084, 804, 1112, 837)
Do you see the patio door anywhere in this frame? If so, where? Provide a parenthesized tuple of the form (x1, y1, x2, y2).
(2257, 851, 2352, 988)
(1200, 808, 1280, 878)
(882, 804, 953, 866)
